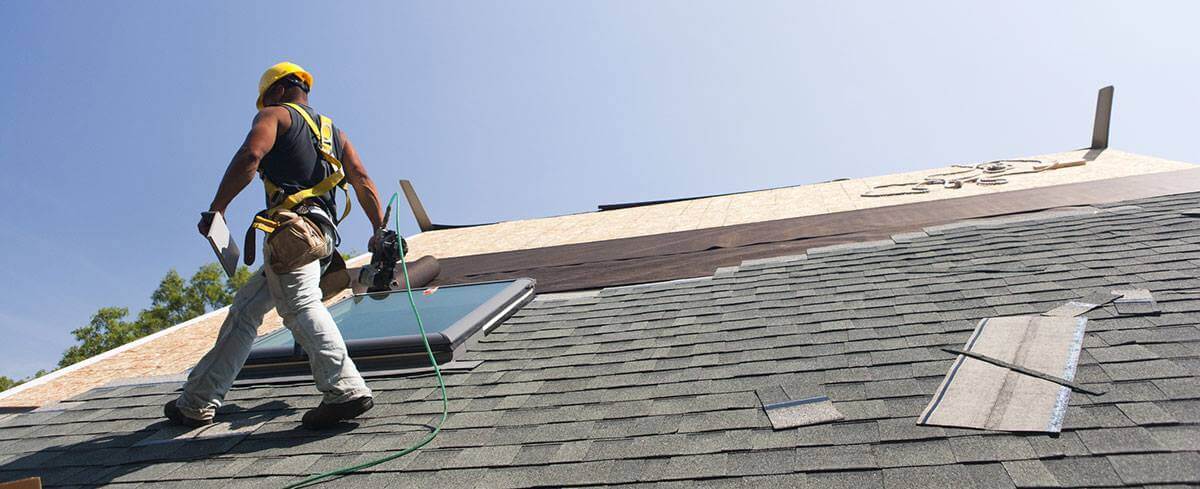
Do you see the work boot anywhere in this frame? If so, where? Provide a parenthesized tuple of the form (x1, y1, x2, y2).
(163, 400, 214, 428)
(302, 396, 374, 430)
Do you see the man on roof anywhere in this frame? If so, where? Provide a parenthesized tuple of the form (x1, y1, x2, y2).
(166, 62, 386, 429)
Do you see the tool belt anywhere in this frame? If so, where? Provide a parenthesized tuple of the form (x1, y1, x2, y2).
(262, 209, 329, 273)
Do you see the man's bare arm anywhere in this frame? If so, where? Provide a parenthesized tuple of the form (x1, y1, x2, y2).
(339, 129, 385, 232)
(208, 108, 284, 213)
(198, 108, 284, 235)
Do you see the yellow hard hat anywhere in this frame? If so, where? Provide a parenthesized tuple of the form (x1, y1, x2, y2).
(256, 62, 314, 110)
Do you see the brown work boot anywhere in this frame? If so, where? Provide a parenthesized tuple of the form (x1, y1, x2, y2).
(301, 396, 374, 430)
(163, 400, 214, 428)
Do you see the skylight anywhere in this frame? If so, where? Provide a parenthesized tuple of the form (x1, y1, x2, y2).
(239, 278, 535, 379)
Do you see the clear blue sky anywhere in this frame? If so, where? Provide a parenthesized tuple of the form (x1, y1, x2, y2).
(2, 1, 1198, 379)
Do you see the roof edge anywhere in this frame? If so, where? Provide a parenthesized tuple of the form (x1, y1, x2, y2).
(0, 304, 232, 402)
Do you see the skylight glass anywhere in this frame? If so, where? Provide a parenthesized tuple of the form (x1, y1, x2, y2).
(254, 280, 517, 348)
(240, 278, 535, 378)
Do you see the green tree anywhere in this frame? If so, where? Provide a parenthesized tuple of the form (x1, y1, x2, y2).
(59, 307, 138, 368)
(0, 370, 50, 393)
(56, 264, 252, 369)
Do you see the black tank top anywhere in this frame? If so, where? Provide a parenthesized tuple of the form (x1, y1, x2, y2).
(260, 104, 343, 218)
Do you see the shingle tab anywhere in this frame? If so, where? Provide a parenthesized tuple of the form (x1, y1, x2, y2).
(793, 444, 877, 471)
(1001, 460, 1059, 488)
(882, 464, 967, 489)
(875, 440, 956, 468)
(1041, 456, 1123, 487)
(949, 436, 1037, 463)
(1108, 452, 1200, 484)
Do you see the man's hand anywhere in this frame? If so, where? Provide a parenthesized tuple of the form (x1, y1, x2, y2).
(198, 212, 216, 236)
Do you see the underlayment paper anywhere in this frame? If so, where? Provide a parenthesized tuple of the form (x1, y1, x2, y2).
(919, 315, 1087, 433)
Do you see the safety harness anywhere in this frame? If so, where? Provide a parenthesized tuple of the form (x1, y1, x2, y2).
(243, 102, 353, 266)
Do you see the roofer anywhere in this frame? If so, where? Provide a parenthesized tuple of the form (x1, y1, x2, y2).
(165, 62, 385, 429)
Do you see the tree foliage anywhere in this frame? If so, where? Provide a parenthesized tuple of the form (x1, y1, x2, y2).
(56, 264, 252, 369)
(0, 370, 48, 393)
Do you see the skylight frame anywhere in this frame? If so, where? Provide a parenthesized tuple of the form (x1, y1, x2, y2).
(238, 278, 536, 379)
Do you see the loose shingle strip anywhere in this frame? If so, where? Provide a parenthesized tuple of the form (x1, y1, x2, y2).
(762, 395, 844, 430)
(920, 316, 1089, 432)
(1111, 289, 1160, 316)
(1042, 291, 1121, 317)
(755, 384, 845, 430)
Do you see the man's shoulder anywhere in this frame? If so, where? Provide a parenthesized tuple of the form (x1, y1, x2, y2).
(256, 105, 291, 119)
(254, 105, 293, 130)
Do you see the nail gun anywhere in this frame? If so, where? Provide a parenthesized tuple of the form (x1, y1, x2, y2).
(358, 206, 408, 293)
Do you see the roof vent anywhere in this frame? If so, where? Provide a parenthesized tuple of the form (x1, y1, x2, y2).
(1090, 85, 1114, 150)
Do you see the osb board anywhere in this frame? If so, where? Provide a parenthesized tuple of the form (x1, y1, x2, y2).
(403, 149, 1193, 259)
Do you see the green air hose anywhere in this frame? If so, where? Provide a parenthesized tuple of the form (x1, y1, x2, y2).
(283, 192, 450, 489)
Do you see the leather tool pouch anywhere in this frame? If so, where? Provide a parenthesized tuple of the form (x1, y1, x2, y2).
(265, 210, 330, 273)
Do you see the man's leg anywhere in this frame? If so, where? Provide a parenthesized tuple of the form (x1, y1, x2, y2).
(265, 259, 372, 406)
(173, 268, 275, 422)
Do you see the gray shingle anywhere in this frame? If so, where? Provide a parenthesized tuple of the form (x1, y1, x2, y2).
(661, 453, 729, 480)
(1026, 432, 1089, 459)
(877, 418, 944, 442)
(800, 470, 882, 489)
(1100, 359, 1190, 381)
(948, 436, 1037, 463)
(1107, 452, 1200, 484)
(1088, 345, 1160, 363)
(793, 444, 877, 471)
(875, 440, 955, 468)
(1041, 456, 1123, 487)
(1114, 402, 1176, 425)
(961, 463, 1017, 489)
(882, 464, 968, 489)
(1001, 460, 1058, 488)
(725, 448, 794, 476)
(1076, 427, 1166, 455)
(1146, 425, 1200, 451)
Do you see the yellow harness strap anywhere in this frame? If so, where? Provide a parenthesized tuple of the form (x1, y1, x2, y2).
(245, 103, 354, 265)
(251, 103, 353, 234)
